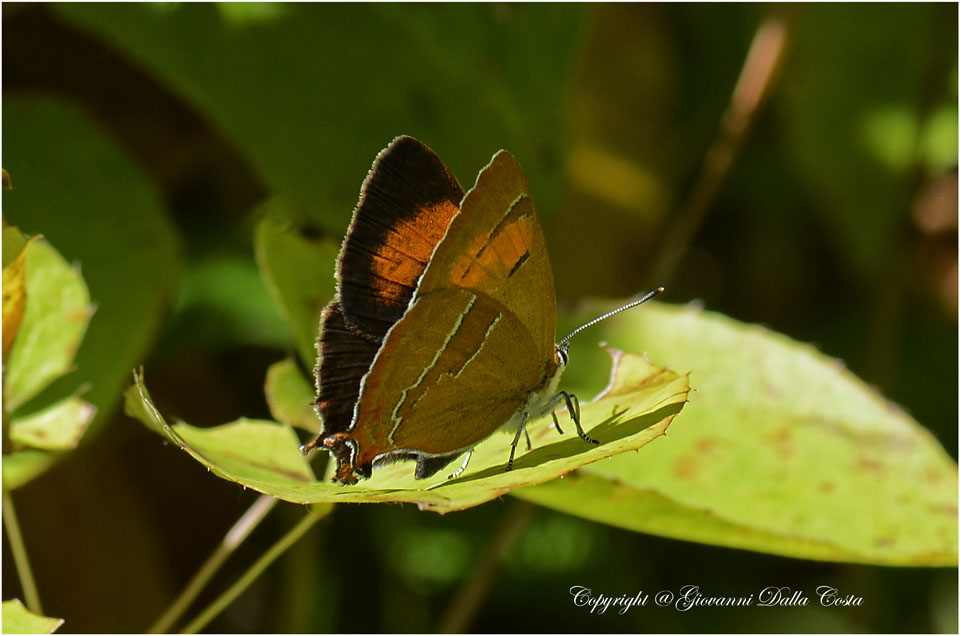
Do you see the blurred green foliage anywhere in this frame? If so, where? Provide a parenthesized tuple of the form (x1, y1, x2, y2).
(2, 3, 956, 633)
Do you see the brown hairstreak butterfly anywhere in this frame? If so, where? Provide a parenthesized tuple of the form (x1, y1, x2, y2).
(301, 136, 662, 484)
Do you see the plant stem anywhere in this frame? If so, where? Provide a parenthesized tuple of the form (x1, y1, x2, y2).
(147, 494, 278, 634)
(435, 500, 535, 634)
(2, 490, 42, 614)
(651, 5, 795, 285)
(180, 504, 327, 634)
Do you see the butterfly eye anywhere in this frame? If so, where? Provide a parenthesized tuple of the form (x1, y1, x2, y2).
(556, 346, 569, 366)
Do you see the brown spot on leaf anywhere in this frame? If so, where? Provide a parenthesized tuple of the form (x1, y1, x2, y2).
(768, 427, 794, 459)
(674, 455, 699, 478)
(695, 437, 721, 453)
(856, 457, 885, 474)
(932, 503, 958, 517)
(761, 380, 785, 399)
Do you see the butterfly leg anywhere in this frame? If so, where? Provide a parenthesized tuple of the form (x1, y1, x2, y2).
(506, 413, 529, 471)
(559, 391, 598, 445)
(448, 450, 473, 480)
(551, 411, 564, 435)
(523, 427, 532, 451)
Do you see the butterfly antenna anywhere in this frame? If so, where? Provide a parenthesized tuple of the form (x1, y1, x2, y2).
(558, 287, 664, 352)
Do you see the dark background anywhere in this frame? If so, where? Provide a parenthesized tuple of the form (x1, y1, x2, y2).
(3, 3, 957, 633)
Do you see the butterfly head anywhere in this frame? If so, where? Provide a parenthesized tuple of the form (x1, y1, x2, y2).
(556, 341, 571, 367)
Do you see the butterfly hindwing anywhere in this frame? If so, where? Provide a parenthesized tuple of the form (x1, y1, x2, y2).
(351, 287, 543, 473)
(313, 303, 381, 435)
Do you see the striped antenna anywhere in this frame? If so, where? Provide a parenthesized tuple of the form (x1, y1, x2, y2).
(558, 287, 664, 352)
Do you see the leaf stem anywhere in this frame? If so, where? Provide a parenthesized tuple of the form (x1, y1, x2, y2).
(147, 494, 278, 634)
(435, 500, 535, 634)
(651, 5, 795, 284)
(180, 504, 327, 634)
(2, 490, 43, 614)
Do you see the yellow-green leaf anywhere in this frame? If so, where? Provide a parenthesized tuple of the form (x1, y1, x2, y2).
(9, 396, 96, 451)
(522, 302, 958, 566)
(125, 353, 689, 514)
(1, 599, 63, 634)
(2, 451, 59, 492)
(2, 219, 29, 268)
(254, 206, 339, 367)
(265, 359, 321, 434)
(4, 239, 92, 413)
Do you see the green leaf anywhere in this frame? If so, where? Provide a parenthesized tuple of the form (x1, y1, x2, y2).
(54, 3, 585, 230)
(522, 301, 958, 566)
(9, 397, 96, 451)
(1, 599, 63, 634)
(125, 353, 689, 514)
(254, 207, 339, 367)
(3, 239, 92, 413)
(2, 220, 29, 269)
(2, 451, 59, 493)
(265, 359, 321, 434)
(178, 420, 317, 486)
(122, 369, 175, 442)
(2, 96, 181, 437)
(125, 368, 315, 484)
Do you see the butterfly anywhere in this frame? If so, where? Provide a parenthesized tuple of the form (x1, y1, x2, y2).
(301, 136, 660, 484)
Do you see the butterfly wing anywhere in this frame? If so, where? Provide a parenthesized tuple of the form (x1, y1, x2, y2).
(416, 150, 557, 367)
(345, 151, 560, 479)
(350, 287, 543, 475)
(336, 136, 463, 338)
(310, 137, 463, 444)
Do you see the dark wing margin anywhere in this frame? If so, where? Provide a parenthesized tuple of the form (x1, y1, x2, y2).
(311, 303, 380, 437)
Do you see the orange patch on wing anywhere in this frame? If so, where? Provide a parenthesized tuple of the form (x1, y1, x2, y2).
(370, 201, 459, 299)
(452, 214, 534, 288)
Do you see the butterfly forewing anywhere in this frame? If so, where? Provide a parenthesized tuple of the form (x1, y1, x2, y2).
(417, 151, 557, 367)
(337, 136, 463, 338)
